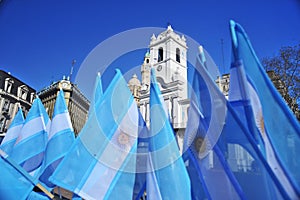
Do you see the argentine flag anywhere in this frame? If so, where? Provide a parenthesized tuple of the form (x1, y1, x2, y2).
(10, 97, 50, 178)
(88, 72, 103, 118)
(93, 72, 103, 105)
(183, 46, 290, 199)
(148, 68, 191, 200)
(230, 20, 300, 197)
(39, 89, 75, 189)
(0, 107, 24, 155)
(51, 69, 139, 200)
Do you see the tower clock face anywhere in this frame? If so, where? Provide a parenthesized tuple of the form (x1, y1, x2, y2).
(62, 82, 68, 88)
(157, 65, 162, 71)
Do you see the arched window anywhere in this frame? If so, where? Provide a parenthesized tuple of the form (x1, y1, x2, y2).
(158, 47, 163, 62)
(176, 48, 180, 63)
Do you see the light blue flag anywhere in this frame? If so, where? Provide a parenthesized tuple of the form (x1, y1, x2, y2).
(230, 20, 300, 196)
(132, 114, 149, 200)
(148, 68, 191, 200)
(88, 72, 103, 117)
(228, 31, 298, 198)
(27, 191, 50, 200)
(0, 107, 24, 155)
(183, 48, 290, 199)
(0, 150, 35, 200)
(10, 98, 50, 178)
(93, 72, 103, 104)
(39, 89, 75, 189)
(50, 69, 139, 200)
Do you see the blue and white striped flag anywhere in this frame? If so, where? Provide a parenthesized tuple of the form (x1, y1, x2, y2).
(50, 69, 139, 200)
(0, 107, 24, 155)
(183, 47, 290, 199)
(148, 68, 191, 200)
(39, 89, 75, 189)
(10, 97, 50, 178)
(88, 72, 103, 116)
(230, 20, 300, 197)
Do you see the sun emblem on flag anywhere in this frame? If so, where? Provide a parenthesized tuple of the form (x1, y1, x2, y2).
(256, 110, 266, 137)
(118, 132, 130, 145)
(259, 116, 265, 136)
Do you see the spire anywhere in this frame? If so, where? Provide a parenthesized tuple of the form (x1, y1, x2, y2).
(151, 34, 156, 41)
(167, 25, 173, 33)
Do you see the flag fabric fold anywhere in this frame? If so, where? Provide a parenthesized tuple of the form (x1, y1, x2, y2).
(0, 107, 24, 155)
(132, 113, 149, 200)
(50, 69, 139, 200)
(10, 97, 50, 178)
(229, 20, 300, 196)
(148, 68, 191, 200)
(39, 89, 75, 189)
(0, 150, 35, 200)
(183, 47, 289, 199)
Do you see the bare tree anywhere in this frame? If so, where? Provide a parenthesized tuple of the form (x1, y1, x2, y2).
(262, 43, 300, 120)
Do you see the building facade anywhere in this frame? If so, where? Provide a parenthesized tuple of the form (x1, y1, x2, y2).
(215, 73, 230, 99)
(0, 70, 35, 140)
(134, 26, 190, 150)
(37, 77, 90, 136)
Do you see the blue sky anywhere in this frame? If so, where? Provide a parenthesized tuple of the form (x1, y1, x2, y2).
(0, 0, 299, 99)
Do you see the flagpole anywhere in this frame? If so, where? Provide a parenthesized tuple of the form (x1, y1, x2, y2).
(69, 59, 76, 82)
(0, 149, 55, 199)
(36, 183, 55, 199)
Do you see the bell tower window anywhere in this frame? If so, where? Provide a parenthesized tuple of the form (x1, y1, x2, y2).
(176, 48, 180, 63)
(158, 47, 163, 62)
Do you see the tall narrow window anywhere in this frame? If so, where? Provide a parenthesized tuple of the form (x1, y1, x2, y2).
(176, 48, 181, 63)
(18, 85, 28, 100)
(30, 92, 35, 103)
(2, 100, 9, 111)
(158, 47, 163, 62)
(4, 78, 14, 93)
(0, 118, 5, 132)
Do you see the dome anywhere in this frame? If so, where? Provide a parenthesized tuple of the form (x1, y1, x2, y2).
(128, 74, 141, 87)
(145, 51, 150, 57)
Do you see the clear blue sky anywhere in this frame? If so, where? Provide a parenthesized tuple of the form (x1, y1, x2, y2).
(1, 0, 299, 99)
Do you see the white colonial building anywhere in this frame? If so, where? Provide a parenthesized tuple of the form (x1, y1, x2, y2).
(131, 25, 190, 150)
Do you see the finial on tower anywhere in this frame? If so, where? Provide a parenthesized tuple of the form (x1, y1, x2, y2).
(181, 35, 186, 41)
(167, 24, 173, 32)
(151, 34, 156, 41)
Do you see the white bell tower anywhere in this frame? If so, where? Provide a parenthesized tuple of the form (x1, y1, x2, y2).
(149, 25, 188, 99)
(140, 25, 189, 131)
